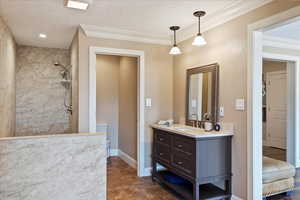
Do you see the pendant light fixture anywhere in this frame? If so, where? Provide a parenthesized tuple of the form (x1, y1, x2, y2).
(192, 11, 207, 46)
(169, 26, 181, 55)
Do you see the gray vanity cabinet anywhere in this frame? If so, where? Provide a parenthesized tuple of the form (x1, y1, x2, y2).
(152, 128, 232, 200)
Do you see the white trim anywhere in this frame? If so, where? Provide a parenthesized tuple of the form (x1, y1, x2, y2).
(110, 149, 119, 157)
(89, 46, 146, 177)
(80, 1, 272, 45)
(81, 24, 171, 45)
(247, 5, 300, 200)
(177, 0, 273, 43)
(247, 30, 263, 200)
(144, 165, 167, 177)
(263, 52, 300, 167)
(263, 35, 300, 50)
(118, 150, 137, 169)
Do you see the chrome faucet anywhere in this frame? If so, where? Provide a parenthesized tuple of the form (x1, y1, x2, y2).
(203, 113, 212, 121)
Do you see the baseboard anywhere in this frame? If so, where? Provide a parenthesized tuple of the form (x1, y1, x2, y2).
(118, 150, 137, 169)
(144, 164, 167, 176)
(110, 149, 119, 156)
(231, 195, 243, 200)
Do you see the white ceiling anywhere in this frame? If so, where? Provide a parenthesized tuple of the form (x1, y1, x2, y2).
(0, 0, 272, 49)
(264, 19, 300, 41)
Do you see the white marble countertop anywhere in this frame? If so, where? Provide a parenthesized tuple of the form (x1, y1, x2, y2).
(151, 124, 234, 138)
(0, 132, 106, 141)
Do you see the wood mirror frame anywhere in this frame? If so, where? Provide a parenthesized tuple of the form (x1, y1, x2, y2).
(186, 63, 219, 126)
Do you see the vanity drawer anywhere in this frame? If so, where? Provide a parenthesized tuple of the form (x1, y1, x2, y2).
(156, 143, 171, 163)
(156, 130, 171, 145)
(173, 135, 195, 155)
(172, 150, 195, 176)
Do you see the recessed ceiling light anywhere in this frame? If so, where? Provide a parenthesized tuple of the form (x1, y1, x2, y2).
(39, 33, 47, 39)
(66, 0, 89, 10)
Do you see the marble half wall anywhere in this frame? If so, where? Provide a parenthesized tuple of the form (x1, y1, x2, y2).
(0, 133, 106, 200)
(16, 45, 71, 136)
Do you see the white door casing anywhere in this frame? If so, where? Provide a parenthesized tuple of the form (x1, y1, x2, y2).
(89, 46, 146, 177)
(247, 8, 300, 199)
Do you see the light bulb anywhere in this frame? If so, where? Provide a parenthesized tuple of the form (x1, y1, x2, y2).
(192, 34, 207, 46)
(169, 45, 181, 55)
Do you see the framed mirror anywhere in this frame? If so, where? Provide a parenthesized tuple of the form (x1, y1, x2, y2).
(186, 63, 219, 126)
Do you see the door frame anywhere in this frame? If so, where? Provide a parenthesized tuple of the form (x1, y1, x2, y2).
(247, 6, 300, 199)
(89, 46, 146, 177)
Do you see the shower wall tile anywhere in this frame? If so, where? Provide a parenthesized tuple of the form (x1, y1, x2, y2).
(16, 46, 71, 136)
(0, 133, 106, 200)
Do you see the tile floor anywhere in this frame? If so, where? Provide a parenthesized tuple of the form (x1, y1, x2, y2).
(263, 146, 286, 161)
(107, 156, 300, 200)
(107, 157, 180, 200)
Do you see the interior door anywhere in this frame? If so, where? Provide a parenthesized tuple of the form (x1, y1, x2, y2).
(266, 71, 287, 149)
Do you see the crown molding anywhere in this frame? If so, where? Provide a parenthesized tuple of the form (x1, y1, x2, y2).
(177, 0, 273, 43)
(80, 0, 273, 45)
(263, 35, 300, 50)
(80, 24, 171, 45)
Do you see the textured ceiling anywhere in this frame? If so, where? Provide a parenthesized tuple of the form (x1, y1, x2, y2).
(0, 0, 272, 49)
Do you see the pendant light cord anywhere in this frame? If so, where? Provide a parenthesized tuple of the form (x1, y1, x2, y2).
(198, 16, 201, 34)
(174, 29, 177, 46)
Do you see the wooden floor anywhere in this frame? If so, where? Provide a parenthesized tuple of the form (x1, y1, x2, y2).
(108, 156, 300, 200)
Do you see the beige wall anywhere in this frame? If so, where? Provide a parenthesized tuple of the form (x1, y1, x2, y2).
(119, 56, 137, 160)
(96, 55, 120, 150)
(0, 17, 16, 138)
(173, 1, 300, 198)
(15, 45, 71, 136)
(78, 28, 173, 167)
(70, 31, 79, 133)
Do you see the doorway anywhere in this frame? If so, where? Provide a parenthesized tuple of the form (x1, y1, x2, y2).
(261, 57, 299, 168)
(89, 47, 146, 177)
(247, 9, 300, 200)
(262, 59, 288, 162)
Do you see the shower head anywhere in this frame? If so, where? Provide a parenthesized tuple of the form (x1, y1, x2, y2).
(53, 62, 69, 71)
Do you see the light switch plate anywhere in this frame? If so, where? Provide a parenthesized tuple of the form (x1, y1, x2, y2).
(235, 99, 245, 111)
(146, 98, 152, 107)
(219, 107, 225, 117)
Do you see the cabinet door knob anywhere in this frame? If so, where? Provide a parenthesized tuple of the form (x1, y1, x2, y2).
(177, 161, 183, 165)
(159, 138, 164, 141)
(159, 153, 164, 156)
(177, 144, 183, 148)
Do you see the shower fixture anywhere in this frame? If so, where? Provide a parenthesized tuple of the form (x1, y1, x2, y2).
(54, 62, 69, 71)
(54, 62, 70, 80)
(53, 62, 72, 115)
